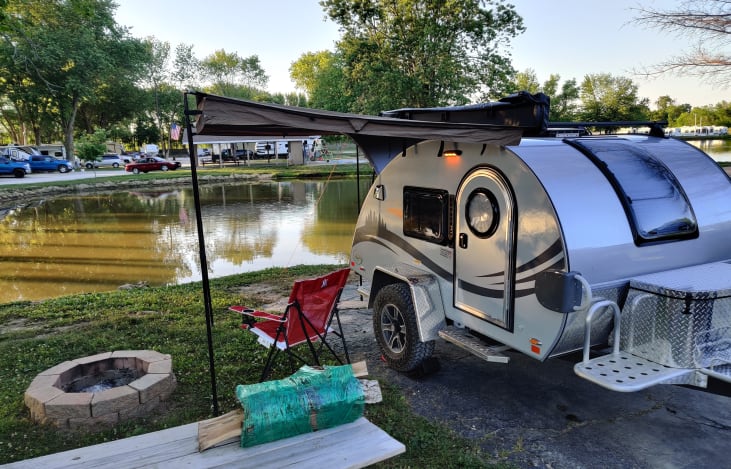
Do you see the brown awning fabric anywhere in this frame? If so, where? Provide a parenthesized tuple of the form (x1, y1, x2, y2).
(193, 92, 523, 173)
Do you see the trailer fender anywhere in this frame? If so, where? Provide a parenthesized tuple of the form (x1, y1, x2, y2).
(369, 264, 446, 342)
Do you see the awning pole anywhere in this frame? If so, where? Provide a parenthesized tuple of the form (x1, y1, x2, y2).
(184, 92, 219, 416)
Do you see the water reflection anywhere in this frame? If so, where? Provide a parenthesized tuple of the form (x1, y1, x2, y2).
(687, 138, 731, 162)
(0, 179, 368, 303)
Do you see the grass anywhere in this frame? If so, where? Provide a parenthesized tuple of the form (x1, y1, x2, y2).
(0, 265, 505, 468)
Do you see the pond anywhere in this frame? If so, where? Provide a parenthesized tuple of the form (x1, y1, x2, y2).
(688, 138, 731, 162)
(0, 179, 370, 304)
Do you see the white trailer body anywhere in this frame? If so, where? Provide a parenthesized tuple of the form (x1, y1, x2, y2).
(191, 91, 731, 392)
(350, 128, 731, 390)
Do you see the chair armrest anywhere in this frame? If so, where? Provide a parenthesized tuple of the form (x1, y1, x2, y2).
(229, 305, 286, 322)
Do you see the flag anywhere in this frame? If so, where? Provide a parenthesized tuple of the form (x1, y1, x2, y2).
(170, 123, 181, 140)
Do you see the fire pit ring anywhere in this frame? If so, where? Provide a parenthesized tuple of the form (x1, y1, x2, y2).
(24, 350, 176, 430)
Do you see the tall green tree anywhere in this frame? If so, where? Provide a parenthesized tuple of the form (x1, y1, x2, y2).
(0, 0, 147, 158)
(290, 50, 351, 111)
(172, 43, 201, 91)
(201, 49, 268, 97)
(650, 95, 692, 125)
(579, 73, 650, 123)
(319, 0, 525, 114)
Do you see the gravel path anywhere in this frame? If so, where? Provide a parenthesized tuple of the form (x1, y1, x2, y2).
(336, 283, 731, 469)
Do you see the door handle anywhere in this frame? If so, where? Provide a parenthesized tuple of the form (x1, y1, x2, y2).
(459, 233, 468, 249)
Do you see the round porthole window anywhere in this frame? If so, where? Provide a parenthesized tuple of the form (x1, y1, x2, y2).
(466, 190, 499, 237)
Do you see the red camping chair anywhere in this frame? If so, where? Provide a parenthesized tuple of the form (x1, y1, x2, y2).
(229, 268, 351, 381)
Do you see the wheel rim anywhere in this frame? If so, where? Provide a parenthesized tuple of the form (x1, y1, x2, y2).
(380, 304, 406, 353)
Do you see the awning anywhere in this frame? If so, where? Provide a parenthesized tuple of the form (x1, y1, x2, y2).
(192, 92, 523, 173)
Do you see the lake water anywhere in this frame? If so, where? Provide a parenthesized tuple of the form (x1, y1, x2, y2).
(0, 179, 369, 304)
(688, 138, 731, 162)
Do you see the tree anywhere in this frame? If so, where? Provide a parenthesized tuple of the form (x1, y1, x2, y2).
(545, 76, 580, 122)
(633, 0, 731, 87)
(650, 95, 692, 125)
(290, 50, 352, 111)
(319, 0, 525, 114)
(201, 49, 268, 96)
(75, 128, 107, 165)
(509, 70, 580, 121)
(579, 73, 650, 124)
(172, 43, 201, 90)
(513, 69, 540, 94)
(0, 0, 147, 159)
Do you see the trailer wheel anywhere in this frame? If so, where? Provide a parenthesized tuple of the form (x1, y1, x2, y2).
(373, 283, 434, 372)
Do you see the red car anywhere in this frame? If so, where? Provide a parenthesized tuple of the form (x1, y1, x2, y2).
(125, 156, 181, 174)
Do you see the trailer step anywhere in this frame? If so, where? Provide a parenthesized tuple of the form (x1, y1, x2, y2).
(438, 327, 510, 364)
(574, 352, 704, 392)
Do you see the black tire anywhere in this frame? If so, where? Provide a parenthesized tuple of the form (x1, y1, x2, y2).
(112, 163, 119, 168)
(161, 165, 169, 171)
(13, 169, 25, 178)
(373, 283, 435, 372)
(85, 162, 93, 169)
(58, 165, 69, 173)
(132, 168, 140, 174)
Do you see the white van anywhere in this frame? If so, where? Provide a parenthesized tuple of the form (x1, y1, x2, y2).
(255, 141, 289, 157)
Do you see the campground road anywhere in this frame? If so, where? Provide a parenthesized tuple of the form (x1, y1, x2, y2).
(0, 168, 134, 185)
(337, 285, 731, 469)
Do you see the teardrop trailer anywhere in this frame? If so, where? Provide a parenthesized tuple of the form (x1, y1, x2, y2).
(190, 91, 731, 393)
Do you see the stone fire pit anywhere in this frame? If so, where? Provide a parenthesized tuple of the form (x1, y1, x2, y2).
(24, 350, 176, 430)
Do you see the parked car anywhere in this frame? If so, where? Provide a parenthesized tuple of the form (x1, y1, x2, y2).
(0, 156, 31, 178)
(213, 148, 254, 162)
(85, 154, 125, 169)
(125, 156, 181, 174)
(27, 155, 73, 173)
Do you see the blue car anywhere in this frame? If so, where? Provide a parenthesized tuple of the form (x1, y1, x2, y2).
(27, 155, 73, 173)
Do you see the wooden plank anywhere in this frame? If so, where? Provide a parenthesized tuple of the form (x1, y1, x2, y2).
(350, 360, 368, 378)
(2, 423, 200, 469)
(166, 417, 404, 468)
(197, 409, 243, 451)
(3, 417, 404, 469)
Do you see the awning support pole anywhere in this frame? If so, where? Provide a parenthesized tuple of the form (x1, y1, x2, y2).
(184, 92, 219, 416)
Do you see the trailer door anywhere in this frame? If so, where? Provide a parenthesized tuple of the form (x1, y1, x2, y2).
(455, 167, 516, 329)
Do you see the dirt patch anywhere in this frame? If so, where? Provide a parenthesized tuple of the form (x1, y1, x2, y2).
(231, 284, 291, 312)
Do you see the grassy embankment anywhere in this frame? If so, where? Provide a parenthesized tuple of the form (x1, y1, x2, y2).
(0, 163, 509, 468)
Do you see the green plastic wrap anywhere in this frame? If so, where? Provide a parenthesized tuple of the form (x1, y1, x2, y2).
(235, 364, 365, 447)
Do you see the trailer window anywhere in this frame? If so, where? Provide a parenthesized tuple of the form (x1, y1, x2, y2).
(569, 139, 698, 244)
(403, 187, 450, 244)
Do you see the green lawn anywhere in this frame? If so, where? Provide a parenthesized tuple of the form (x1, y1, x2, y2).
(0, 265, 506, 468)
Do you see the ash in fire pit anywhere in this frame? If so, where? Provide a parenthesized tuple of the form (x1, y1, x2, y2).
(63, 365, 141, 393)
(24, 350, 176, 430)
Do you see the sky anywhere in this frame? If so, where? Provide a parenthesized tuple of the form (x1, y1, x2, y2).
(113, 0, 728, 108)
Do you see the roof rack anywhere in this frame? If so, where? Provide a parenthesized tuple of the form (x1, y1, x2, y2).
(547, 121, 668, 138)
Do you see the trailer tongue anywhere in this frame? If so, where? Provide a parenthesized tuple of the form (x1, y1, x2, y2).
(190, 91, 731, 393)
